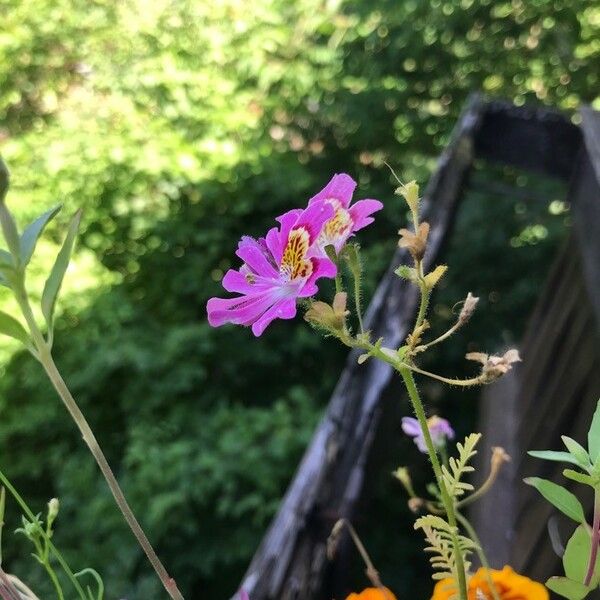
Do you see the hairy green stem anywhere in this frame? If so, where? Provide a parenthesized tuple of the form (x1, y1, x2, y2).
(13, 284, 184, 600)
(353, 271, 364, 335)
(456, 512, 500, 600)
(398, 367, 468, 600)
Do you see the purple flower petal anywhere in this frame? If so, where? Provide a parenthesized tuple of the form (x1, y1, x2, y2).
(348, 199, 384, 231)
(309, 173, 357, 209)
(401, 417, 421, 437)
(251, 297, 297, 336)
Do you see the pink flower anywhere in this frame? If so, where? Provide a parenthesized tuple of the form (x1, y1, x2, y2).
(401, 416, 455, 453)
(207, 201, 336, 336)
(308, 173, 383, 256)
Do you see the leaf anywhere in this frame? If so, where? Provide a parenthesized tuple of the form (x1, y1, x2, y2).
(563, 525, 600, 587)
(41, 209, 82, 330)
(546, 576, 591, 600)
(0, 311, 31, 346)
(529, 450, 582, 467)
(0, 203, 20, 261)
(588, 400, 600, 463)
(563, 469, 595, 486)
(20, 205, 62, 267)
(562, 437, 592, 468)
(524, 478, 586, 523)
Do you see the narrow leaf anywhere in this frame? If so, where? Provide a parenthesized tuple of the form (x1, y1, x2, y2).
(20, 205, 62, 266)
(0, 203, 20, 262)
(546, 576, 591, 600)
(588, 400, 600, 463)
(563, 525, 600, 586)
(524, 477, 586, 523)
(562, 437, 592, 468)
(529, 450, 582, 467)
(0, 311, 31, 346)
(41, 209, 82, 330)
(563, 469, 595, 486)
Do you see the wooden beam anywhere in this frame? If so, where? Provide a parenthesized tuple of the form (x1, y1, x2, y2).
(474, 100, 582, 181)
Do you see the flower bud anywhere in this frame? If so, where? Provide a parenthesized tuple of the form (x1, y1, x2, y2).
(47, 497, 60, 525)
(458, 292, 479, 325)
(398, 222, 429, 262)
(396, 180, 420, 214)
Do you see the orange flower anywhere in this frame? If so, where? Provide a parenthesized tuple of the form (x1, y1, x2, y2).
(430, 566, 548, 600)
(346, 588, 397, 600)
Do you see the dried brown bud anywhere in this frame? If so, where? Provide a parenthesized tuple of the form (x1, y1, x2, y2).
(304, 292, 349, 332)
(327, 519, 345, 560)
(408, 497, 424, 513)
(458, 292, 479, 325)
(399, 222, 430, 262)
(466, 349, 521, 382)
(491, 446, 511, 472)
(406, 320, 430, 350)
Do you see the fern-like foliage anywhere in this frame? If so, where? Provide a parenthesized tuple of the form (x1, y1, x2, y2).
(414, 515, 478, 595)
(442, 433, 482, 500)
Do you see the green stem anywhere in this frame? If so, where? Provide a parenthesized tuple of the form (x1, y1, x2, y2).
(398, 367, 469, 600)
(353, 269, 364, 335)
(41, 558, 64, 600)
(0, 470, 87, 599)
(456, 512, 500, 600)
(13, 284, 184, 600)
(584, 490, 600, 586)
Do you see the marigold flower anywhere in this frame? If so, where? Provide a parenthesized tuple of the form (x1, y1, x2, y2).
(207, 200, 335, 336)
(346, 587, 397, 600)
(430, 566, 548, 600)
(402, 415, 455, 453)
(309, 173, 383, 256)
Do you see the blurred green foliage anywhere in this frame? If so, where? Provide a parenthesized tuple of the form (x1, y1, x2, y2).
(0, 0, 598, 597)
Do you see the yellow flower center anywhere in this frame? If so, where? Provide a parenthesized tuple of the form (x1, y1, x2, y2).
(318, 199, 352, 248)
(280, 227, 313, 282)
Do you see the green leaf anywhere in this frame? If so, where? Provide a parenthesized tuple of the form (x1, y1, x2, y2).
(20, 205, 62, 267)
(524, 477, 586, 523)
(529, 450, 582, 467)
(0, 311, 31, 346)
(588, 400, 600, 462)
(562, 437, 592, 468)
(41, 209, 82, 330)
(0, 203, 21, 263)
(563, 525, 600, 587)
(546, 576, 591, 600)
(563, 469, 595, 486)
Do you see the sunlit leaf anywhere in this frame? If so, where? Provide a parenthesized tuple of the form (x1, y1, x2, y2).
(20, 205, 62, 267)
(41, 209, 82, 330)
(0, 311, 30, 346)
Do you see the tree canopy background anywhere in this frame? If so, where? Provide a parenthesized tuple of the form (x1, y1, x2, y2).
(0, 0, 598, 597)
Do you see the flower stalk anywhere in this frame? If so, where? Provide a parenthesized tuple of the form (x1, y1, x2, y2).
(13, 284, 184, 600)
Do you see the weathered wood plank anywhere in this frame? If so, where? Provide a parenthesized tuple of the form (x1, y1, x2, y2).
(572, 107, 600, 328)
(474, 100, 582, 180)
